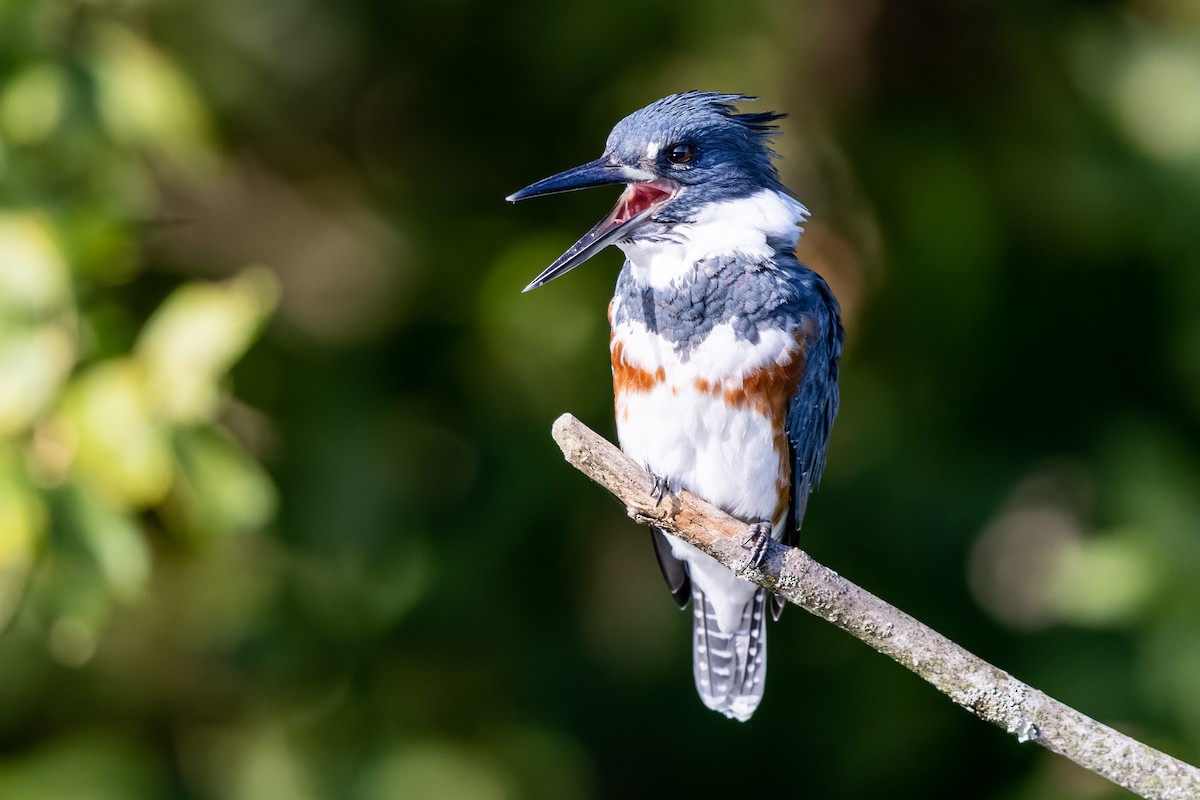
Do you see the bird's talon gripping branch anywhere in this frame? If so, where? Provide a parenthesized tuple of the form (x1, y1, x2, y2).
(741, 521, 774, 571)
(649, 472, 680, 508)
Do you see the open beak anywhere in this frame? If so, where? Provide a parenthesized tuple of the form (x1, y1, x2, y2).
(507, 158, 678, 292)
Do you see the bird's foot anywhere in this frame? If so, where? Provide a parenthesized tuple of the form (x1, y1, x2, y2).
(740, 521, 774, 571)
(649, 472, 681, 508)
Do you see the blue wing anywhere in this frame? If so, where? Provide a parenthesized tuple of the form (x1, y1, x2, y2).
(784, 268, 843, 545)
(768, 266, 841, 621)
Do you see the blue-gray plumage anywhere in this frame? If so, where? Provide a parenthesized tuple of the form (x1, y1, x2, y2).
(509, 91, 843, 720)
(612, 251, 815, 356)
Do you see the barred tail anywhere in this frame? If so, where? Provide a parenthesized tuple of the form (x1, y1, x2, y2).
(692, 586, 767, 722)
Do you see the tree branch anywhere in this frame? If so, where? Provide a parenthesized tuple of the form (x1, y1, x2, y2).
(551, 413, 1200, 800)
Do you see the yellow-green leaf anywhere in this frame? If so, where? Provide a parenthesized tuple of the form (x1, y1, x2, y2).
(0, 211, 71, 317)
(0, 325, 76, 435)
(137, 268, 280, 424)
(60, 360, 172, 507)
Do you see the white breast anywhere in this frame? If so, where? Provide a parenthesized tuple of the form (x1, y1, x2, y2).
(615, 188, 809, 290)
(612, 319, 798, 525)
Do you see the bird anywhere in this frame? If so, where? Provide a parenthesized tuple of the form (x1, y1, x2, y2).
(507, 91, 842, 721)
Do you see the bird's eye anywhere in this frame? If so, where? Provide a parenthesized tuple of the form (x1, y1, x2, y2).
(667, 142, 694, 165)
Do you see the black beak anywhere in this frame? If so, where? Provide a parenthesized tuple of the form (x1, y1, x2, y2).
(507, 158, 673, 292)
(506, 157, 645, 203)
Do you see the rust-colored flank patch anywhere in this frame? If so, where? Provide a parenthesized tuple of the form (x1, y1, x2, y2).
(693, 328, 813, 521)
(611, 339, 666, 397)
(611, 326, 812, 523)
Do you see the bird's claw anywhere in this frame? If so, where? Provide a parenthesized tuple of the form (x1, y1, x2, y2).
(649, 472, 680, 507)
(741, 521, 774, 571)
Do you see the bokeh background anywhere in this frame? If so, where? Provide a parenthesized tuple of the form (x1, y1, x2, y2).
(2, 0, 1200, 797)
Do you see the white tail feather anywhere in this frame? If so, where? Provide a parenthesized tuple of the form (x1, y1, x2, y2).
(691, 587, 767, 721)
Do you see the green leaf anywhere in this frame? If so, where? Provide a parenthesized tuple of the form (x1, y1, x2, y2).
(60, 359, 172, 508)
(170, 426, 277, 541)
(136, 268, 280, 424)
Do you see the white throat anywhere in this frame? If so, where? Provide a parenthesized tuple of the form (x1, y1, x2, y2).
(616, 189, 809, 290)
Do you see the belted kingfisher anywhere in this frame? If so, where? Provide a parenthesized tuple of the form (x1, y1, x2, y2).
(508, 92, 842, 721)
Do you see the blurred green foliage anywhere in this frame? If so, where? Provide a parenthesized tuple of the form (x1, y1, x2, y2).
(2, 0, 1200, 798)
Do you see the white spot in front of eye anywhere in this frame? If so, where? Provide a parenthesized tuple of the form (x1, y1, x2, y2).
(646, 141, 660, 160)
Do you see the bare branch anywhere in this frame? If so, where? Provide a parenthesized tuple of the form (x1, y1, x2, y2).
(551, 413, 1200, 800)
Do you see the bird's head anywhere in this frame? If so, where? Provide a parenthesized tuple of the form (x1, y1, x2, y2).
(507, 92, 787, 291)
